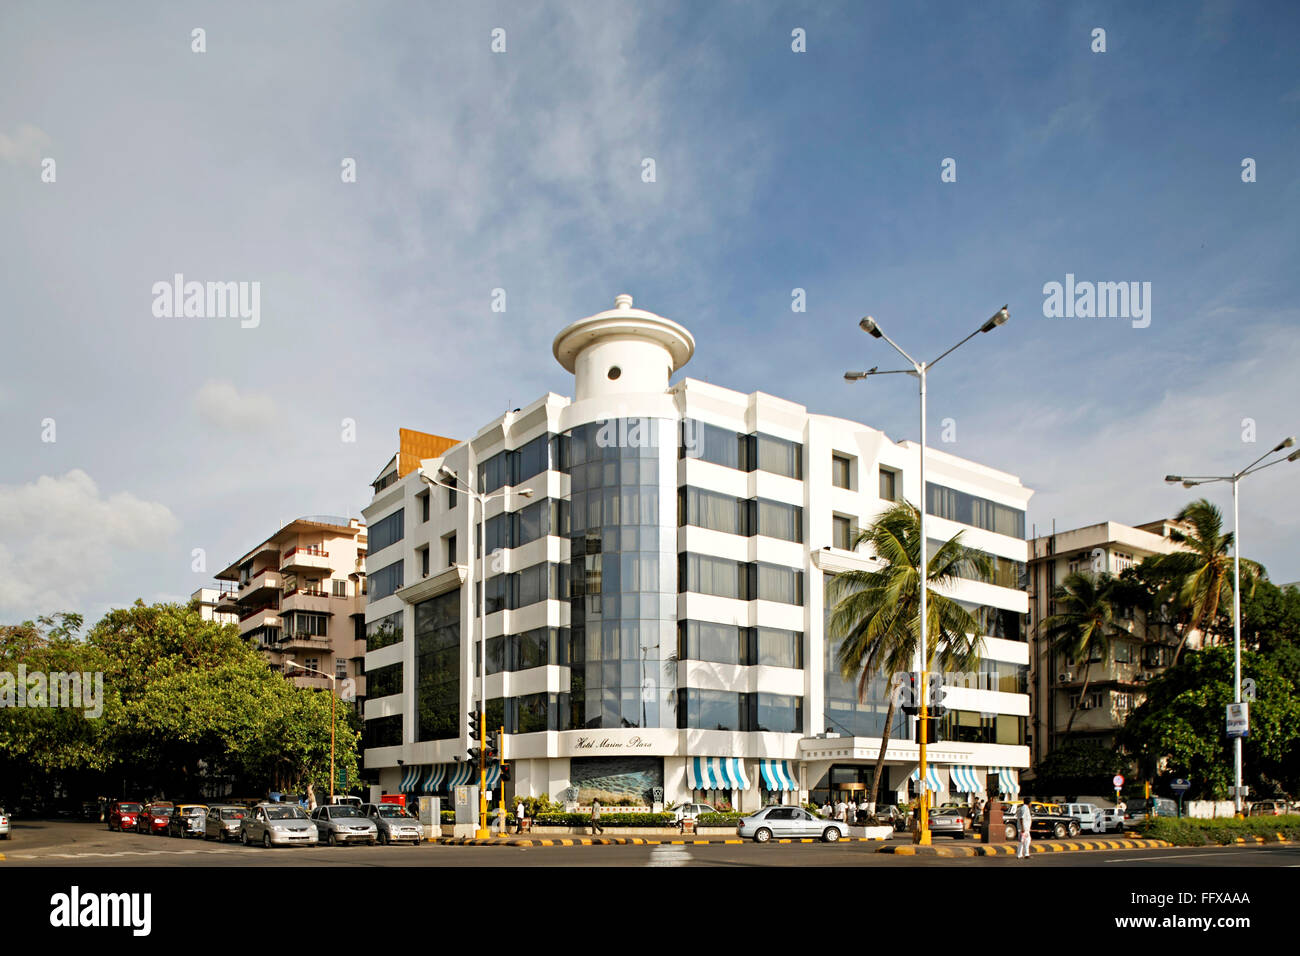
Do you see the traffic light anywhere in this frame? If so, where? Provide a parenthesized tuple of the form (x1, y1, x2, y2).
(899, 672, 920, 717)
(931, 673, 950, 719)
(466, 746, 481, 762)
(500, 762, 511, 782)
(485, 726, 499, 760)
(468, 709, 482, 741)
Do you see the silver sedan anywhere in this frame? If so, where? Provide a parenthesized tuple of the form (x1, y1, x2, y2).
(360, 803, 424, 845)
(311, 805, 379, 846)
(240, 803, 318, 848)
(738, 806, 848, 843)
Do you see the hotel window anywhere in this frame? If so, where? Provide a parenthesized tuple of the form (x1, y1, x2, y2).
(418, 545, 430, 578)
(447, 485, 456, 510)
(1114, 642, 1133, 663)
(368, 560, 404, 601)
(679, 419, 804, 479)
(369, 508, 405, 554)
(418, 490, 430, 522)
(1115, 692, 1132, 711)
(446, 533, 457, 566)
(364, 714, 402, 749)
(832, 514, 854, 550)
(368, 661, 402, 699)
(926, 483, 1025, 538)
(335, 658, 348, 680)
(832, 454, 853, 490)
(332, 579, 348, 598)
(365, 611, 403, 651)
(756, 563, 804, 605)
(879, 467, 900, 501)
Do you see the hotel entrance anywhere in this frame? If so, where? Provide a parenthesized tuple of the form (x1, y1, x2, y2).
(810, 764, 894, 811)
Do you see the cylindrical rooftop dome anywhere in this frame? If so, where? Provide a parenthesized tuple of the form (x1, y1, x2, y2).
(553, 294, 695, 402)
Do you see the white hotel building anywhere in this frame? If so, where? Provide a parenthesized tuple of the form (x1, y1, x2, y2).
(362, 295, 1031, 812)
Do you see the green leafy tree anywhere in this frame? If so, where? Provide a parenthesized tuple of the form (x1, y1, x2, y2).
(1041, 572, 1125, 736)
(1120, 647, 1300, 798)
(1151, 499, 1263, 663)
(1032, 740, 1128, 796)
(828, 501, 990, 808)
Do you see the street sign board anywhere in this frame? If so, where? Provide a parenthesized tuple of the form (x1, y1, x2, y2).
(1112, 775, 1125, 788)
(1171, 779, 1191, 793)
(1226, 703, 1249, 738)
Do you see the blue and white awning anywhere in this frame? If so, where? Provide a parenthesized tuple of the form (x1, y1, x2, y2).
(399, 764, 422, 793)
(950, 765, 983, 793)
(687, 757, 751, 791)
(987, 767, 1020, 798)
(909, 765, 946, 793)
(420, 765, 447, 793)
(448, 760, 477, 789)
(485, 763, 501, 790)
(759, 759, 798, 791)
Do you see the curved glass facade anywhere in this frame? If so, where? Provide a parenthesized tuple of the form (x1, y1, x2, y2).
(560, 418, 675, 729)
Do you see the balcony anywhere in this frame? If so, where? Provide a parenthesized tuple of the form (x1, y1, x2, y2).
(281, 632, 333, 652)
(239, 568, 281, 602)
(280, 588, 332, 615)
(239, 607, 281, 632)
(281, 547, 332, 574)
(288, 673, 334, 691)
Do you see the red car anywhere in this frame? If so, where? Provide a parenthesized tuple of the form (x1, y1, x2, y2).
(136, 802, 175, 834)
(106, 801, 144, 832)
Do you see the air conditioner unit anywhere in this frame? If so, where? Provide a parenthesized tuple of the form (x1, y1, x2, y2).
(1080, 700, 1094, 710)
(1059, 672, 1073, 683)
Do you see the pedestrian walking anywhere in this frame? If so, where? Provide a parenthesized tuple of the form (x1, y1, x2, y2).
(515, 799, 525, 834)
(1015, 801, 1033, 859)
(591, 798, 603, 835)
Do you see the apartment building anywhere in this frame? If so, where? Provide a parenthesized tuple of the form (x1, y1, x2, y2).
(190, 587, 239, 625)
(361, 294, 1032, 812)
(213, 516, 369, 701)
(1027, 519, 1190, 764)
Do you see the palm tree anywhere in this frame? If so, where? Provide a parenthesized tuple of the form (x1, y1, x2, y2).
(1152, 498, 1262, 663)
(827, 502, 990, 811)
(1041, 571, 1125, 736)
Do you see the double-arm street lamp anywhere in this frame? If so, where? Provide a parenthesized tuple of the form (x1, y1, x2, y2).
(283, 658, 337, 805)
(1165, 435, 1299, 816)
(845, 305, 1009, 846)
(419, 465, 533, 839)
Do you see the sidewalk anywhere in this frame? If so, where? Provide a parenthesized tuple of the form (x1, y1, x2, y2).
(879, 837, 1173, 857)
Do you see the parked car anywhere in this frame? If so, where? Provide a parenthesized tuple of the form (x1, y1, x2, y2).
(1123, 797, 1177, 826)
(1061, 803, 1102, 833)
(1248, 800, 1291, 817)
(928, 806, 970, 839)
(106, 801, 143, 832)
(137, 802, 175, 835)
(360, 803, 424, 845)
(672, 802, 717, 823)
(1003, 803, 1083, 840)
(311, 804, 379, 846)
(167, 804, 208, 838)
(0, 807, 10, 840)
(240, 803, 318, 848)
(738, 805, 848, 843)
(204, 805, 248, 842)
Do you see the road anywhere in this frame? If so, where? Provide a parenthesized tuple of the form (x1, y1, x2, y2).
(2, 820, 1296, 867)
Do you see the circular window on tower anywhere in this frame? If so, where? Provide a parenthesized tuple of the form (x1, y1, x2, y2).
(607, 366, 622, 380)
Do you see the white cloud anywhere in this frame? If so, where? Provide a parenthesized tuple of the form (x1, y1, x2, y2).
(0, 470, 180, 620)
(194, 380, 278, 432)
(0, 123, 51, 166)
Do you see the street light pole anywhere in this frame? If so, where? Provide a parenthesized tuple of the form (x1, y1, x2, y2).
(1165, 436, 1297, 816)
(283, 659, 337, 804)
(846, 305, 1008, 846)
(420, 467, 532, 839)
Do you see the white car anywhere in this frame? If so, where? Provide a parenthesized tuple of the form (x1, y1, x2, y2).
(241, 803, 319, 848)
(1094, 808, 1124, 833)
(672, 802, 717, 823)
(1061, 803, 1102, 833)
(0, 807, 10, 839)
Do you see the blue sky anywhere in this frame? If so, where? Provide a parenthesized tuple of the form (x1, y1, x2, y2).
(2, 0, 1297, 622)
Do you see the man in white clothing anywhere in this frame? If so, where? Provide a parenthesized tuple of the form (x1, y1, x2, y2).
(1015, 802, 1034, 859)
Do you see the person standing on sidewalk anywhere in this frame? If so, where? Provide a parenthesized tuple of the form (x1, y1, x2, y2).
(515, 799, 525, 834)
(1015, 802, 1033, 859)
(591, 798, 603, 835)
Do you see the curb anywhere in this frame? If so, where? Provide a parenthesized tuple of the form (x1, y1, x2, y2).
(433, 835, 893, 847)
(878, 838, 1172, 857)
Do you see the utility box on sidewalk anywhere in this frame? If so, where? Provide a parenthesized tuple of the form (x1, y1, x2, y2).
(981, 798, 1007, 844)
(454, 785, 480, 826)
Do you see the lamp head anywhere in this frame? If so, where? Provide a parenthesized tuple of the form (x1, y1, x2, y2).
(980, 306, 1010, 333)
(1164, 475, 1182, 483)
(1182, 481, 1197, 488)
(1274, 436, 1296, 452)
(437, 465, 458, 481)
(859, 316, 884, 338)
(519, 488, 535, 498)
(1288, 449, 1300, 462)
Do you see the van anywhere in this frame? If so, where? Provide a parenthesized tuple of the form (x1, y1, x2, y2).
(1061, 802, 1101, 832)
(1124, 797, 1177, 825)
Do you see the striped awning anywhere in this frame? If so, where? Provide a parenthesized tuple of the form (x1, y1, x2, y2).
(448, 761, 477, 789)
(909, 765, 945, 793)
(988, 767, 1020, 797)
(420, 765, 447, 793)
(399, 764, 422, 793)
(687, 757, 751, 791)
(759, 759, 798, 791)
(950, 765, 982, 793)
